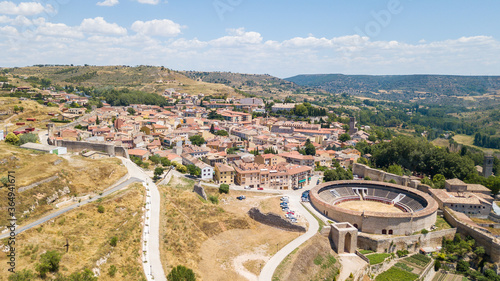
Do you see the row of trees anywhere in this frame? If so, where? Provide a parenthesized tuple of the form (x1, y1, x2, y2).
(474, 132, 500, 149)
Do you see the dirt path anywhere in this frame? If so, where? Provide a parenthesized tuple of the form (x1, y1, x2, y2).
(338, 253, 367, 281)
(234, 253, 270, 281)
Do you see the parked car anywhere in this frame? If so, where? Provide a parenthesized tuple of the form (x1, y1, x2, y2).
(244, 186, 251, 189)
(236, 196, 246, 200)
(317, 179, 320, 185)
(280, 196, 289, 201)
(257, 187, 263, 190)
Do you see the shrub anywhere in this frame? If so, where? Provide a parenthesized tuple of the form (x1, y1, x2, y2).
(167, 265, 196, 281)
(5, 132, 19, 145)
(456, 260, 469, 273)
(208, 195, 219, 204)
(219, 184, 229, 194)
(396, 250, 409, 258)
(434, 260, 441, 271)
(18, 133, 39, 145)
(108, 265, 117, 277)
(421, 229, 429, 234)
(8, 269, 34, 281)
(36, 251, 61, 278)
(110, 236, 118, 247)
(97, 205, 105, 213)
(364, 176, 371, 181)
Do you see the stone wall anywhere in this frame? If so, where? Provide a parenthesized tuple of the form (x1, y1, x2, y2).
(353, 163, 410, 186)
(54, 140, 129, 158)
(357, 228, 456, 253)
(444, 207, 500, 263)
(193, 182, 207, 200)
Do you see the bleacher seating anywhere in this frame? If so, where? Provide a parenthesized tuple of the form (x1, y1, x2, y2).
(319, 185, 426, 212)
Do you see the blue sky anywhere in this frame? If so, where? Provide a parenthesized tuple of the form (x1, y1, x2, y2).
(1, 0, 499, 77)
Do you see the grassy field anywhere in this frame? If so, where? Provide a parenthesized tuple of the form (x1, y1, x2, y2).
(366, 253, 391, 265)
(375, 266, 419, 281)
(0, 183, 145, 281)
(159, 176, 301, 281)
(0, 143, 127, 226)
(453, 134, 499, 153)
(434, 216, 453, 231)
(272, 234, 339, 281)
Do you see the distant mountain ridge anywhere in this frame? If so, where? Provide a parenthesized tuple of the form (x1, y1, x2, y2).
(285, 74, 500, 96)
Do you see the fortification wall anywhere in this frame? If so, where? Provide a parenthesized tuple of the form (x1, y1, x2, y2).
(357, 228, 456, 253)
(54, 140, 129, 158)
(353, 163, 410, 186)
(444, 208, 500, 263)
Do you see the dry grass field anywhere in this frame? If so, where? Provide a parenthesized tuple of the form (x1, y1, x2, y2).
(159, 177, 303, 281)
(0, 183, 145, 281)
(272, 234, 339, 281)
(0, 143, 127, 226)
(6, 66, 244, 98)
(453, 134, 499, 153)
(0, 97, 62, 130)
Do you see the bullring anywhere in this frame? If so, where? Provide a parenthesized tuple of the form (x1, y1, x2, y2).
(310, 180, 438, 235)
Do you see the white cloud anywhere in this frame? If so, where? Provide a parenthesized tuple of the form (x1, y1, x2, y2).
(131, 19, 181, 37)
(136, 0, 160, 4)
(0, 1, 51, 16)
(97, 0, 119, 7)
(80, 17, 127, 36)
(36, 22, 84, 39)
(209, 28, 263, 47)
(1, 24, 499, 77)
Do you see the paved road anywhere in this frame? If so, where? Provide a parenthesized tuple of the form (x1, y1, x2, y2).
(119, 157, 167, 281)
(0, 172, 140, 239)
(37, 129, 48, 145)
(258, 184, 320, 281)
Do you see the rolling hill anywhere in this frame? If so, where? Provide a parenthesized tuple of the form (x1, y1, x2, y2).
(286, 74, 500, 98)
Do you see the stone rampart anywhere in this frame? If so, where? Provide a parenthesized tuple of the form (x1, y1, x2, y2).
(444, 207, 500, 263)
(353, 163, 410, 186)
(54, 140, 129, 158)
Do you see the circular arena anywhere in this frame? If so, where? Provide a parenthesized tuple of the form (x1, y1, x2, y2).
(310, 180, 438, 235)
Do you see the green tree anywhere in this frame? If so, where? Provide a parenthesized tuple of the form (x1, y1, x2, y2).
(189, 135, 205, 146)
(186, 164, 201, 177)
(215, 130, 228, 136)
(154, 167, 165, 177)
(357, 157, 368, 165)
(127, 107, 136, 115)
(434, 260, 441, 271)
(209, 124, 215, 134)
(387, 164, 404, 176)
(19, 133, 39, 145)
(167, 265, 196, 281)
(433, 174, 446, 189)
(339, 133, 351, 142)
(226, 147, 238, 154)
(149, 154, 161, 165)
(36, 251, 62, 278)
(176, 164, 187, 173)
(160, 157, 171, 167)
(5, 132, 19, 145)
(304, 139, 316, 156)
(456, 260, 469, 273)
(219, 184, 229, 194)
(8, 269, 34, 281)
(294, 104, 308, 117)
(96, 116, 100, 125)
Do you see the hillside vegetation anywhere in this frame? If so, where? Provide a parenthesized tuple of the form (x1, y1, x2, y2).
(2, 65, 244, 97)
(286, 74, 500, 98)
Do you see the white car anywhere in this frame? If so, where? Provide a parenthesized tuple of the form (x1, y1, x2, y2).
(244, 186, 251, 189)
